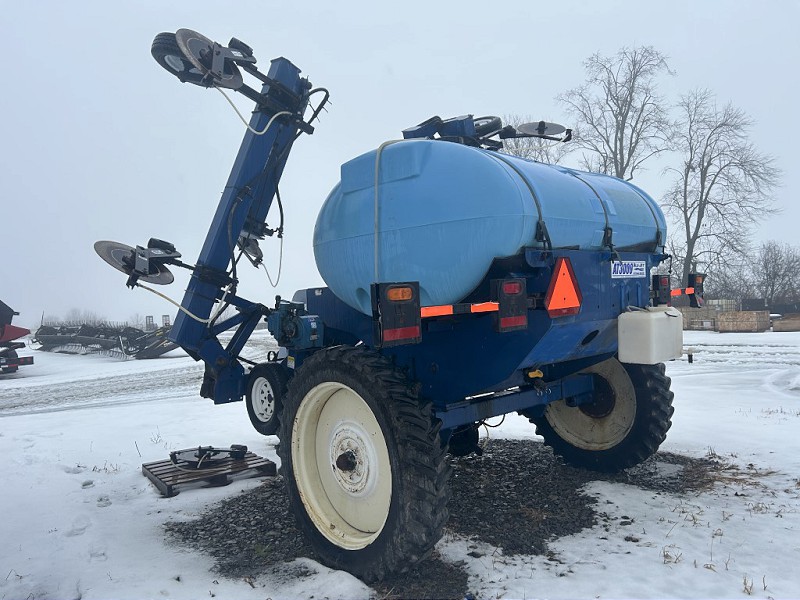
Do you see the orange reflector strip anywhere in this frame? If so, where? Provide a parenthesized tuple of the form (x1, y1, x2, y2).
(421, 305, 453, 318)
(387, 286, 413, 301)
(470, 302, 499, 313)
(545, 257, 582, 318)
(671, 287, 696, 297)
(383, 325, 421, 342)
(420, 302, 500, 318)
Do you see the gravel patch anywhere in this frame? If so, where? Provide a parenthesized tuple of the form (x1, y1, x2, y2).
(165, 476, 312, 576)
(446, 438, 716, 557)
(165, 438, 718, 599)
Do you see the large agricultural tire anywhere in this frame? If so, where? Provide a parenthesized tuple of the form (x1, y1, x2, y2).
(1, 349, 18, 374)
(526, 358, 673, 472)
(245, 363, 288, 436)
(278, 345, 451, 582)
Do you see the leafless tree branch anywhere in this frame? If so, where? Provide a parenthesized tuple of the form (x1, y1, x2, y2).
(558, 46, 673, 181)
(499, 115, 574, 164)
(663, 89, 781, 284)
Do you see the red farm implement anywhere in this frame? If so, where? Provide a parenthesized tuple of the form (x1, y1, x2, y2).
(0, 300, 34, 374)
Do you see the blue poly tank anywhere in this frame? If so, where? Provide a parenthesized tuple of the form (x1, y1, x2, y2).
(314, 140, 666, 315)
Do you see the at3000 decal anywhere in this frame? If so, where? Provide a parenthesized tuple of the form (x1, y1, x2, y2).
(611, 261, 646, 279)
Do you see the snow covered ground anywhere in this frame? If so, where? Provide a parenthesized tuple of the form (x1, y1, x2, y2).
(1, 330, 799, 599)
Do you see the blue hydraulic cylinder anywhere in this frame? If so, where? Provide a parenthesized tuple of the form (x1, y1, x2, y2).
(169, 57, 311, 402)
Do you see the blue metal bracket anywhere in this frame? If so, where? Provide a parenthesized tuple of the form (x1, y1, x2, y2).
(436, 372, 595, 430)
(168, 56, 313, 403)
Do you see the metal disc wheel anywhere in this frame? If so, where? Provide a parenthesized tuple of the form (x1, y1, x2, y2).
(278, 346, 450, 582)
(245, 363, 288, 436)
(293, 380, 392, 548)
(175, 28, 244, 89)
(527, 358, 674, 472)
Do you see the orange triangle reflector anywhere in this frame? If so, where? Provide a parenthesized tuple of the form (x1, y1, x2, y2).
(545, 257, 582, 317)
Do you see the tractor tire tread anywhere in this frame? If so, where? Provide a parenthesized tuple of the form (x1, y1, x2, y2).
(526, 361, 673, 473)
(278, 345, 450, 582)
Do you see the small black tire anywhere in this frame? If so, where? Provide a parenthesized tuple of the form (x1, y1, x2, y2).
(1, 349, 19, 374)
(474, 115, 503, 136)
(278, 345, 450, 582)
(151, 32, 206, 85)
(526, 358, 674, 472)
(447, 424, 481, 457)
(245, 363, 288, 436)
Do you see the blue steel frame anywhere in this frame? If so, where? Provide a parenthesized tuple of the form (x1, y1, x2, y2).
(300, 247, 665, 430)
(168, 57, 311, 403)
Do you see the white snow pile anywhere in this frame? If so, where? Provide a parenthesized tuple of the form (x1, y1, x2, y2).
(1, 330, 799, 599)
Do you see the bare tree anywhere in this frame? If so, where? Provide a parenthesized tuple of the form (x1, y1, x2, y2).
(663, 89, 781, 285)
(127, 312, 145, 329)
(63, 308, 106, 325)
(558, 46, 673, 180)
(500, 115, 573, 164)
(749, 241, 800, 307)
(699, 257, 750, 303)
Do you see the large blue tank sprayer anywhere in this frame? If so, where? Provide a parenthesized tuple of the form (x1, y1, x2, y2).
(94, 31, 696, 583)
(93, 30, 687, 409)
(315, 140, 667, 315)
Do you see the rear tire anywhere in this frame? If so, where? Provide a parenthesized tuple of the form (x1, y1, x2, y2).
(278, 345, 450, 582)
(526, 359, 673, 472)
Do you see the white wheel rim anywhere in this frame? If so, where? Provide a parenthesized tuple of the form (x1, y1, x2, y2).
(291, 381, 392, 550)
(251, 377, 275, 423)
(164, 54, 185, 72)
(545, 361, 636, 451)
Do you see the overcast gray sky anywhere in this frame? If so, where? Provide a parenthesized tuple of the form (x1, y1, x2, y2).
(2, 0, 797, 329)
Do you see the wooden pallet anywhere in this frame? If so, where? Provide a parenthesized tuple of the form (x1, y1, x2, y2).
(142, 451, 276, 497)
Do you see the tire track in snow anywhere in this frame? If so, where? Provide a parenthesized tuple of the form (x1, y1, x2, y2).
(0, 333, 279, 416)
(675, 338, 800, 398)
(684, 341, 800, 367)
(0, 363, 204, 416)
